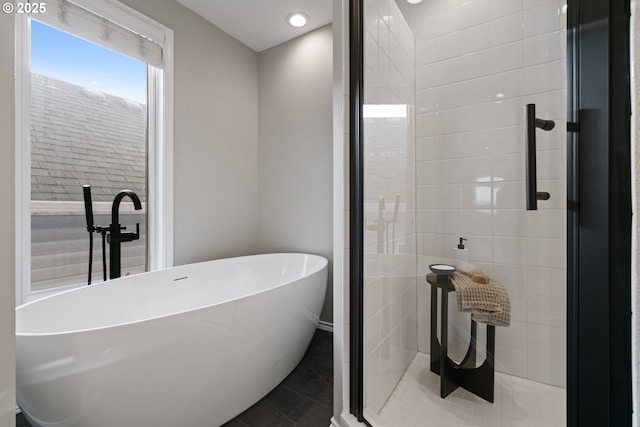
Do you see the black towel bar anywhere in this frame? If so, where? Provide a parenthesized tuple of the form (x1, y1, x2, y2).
(525, 103, 555, 210)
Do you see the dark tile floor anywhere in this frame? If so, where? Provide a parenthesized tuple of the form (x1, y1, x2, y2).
(16, 329, 333, 427)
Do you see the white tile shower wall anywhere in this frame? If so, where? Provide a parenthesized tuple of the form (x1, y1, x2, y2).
(407, 0, 567, 388)
(363, 0, 417, 416)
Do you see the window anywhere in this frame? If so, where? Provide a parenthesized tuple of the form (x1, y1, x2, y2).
(16, 0, 173, 304)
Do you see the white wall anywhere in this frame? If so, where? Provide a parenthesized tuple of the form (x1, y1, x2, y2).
(0, 10, 16, 427)
(257, 25, 334, 323)
(408, 0, 567, 387)
(121, 0, 260, 266)
(362, 0, 417, 417)
(332, 0, 349, 423)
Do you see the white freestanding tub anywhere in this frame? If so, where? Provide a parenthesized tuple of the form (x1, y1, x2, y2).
(16, 253, 328, 427)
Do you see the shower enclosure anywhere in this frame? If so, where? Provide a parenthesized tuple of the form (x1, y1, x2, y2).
(347, 0, 631, 425)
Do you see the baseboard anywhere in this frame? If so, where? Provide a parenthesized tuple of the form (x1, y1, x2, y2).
(330, 416, 341, 427)
(317, 320, 333, 332)
(16, 405, 21, 414)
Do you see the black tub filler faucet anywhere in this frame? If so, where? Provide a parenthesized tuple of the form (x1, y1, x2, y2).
(83, 186, 142, 283)
(108, 190, 142, 279)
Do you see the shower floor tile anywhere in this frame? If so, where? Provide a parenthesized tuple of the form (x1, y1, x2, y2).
(376, 352, 566, 427)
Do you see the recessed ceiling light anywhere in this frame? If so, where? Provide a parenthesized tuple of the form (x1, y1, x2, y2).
(407, 0, 424, 3)
(287, 12, 309, 28)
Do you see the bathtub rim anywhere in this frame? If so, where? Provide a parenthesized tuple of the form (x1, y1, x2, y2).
(16, 252, 328, 337)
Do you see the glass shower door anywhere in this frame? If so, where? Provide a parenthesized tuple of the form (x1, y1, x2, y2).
(361, 0, 567, 425)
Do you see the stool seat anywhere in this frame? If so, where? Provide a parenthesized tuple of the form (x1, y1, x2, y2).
(427, 272, 495, 403)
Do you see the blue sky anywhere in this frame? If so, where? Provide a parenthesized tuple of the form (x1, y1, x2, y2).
(30, 20, 147, 104)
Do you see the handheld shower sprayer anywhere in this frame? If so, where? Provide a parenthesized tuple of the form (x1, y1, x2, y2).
(82, 185, 94, 285)
(83, 185, 94, 233)
(82, 185, 109, 285)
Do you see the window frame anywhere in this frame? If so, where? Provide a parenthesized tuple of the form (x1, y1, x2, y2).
(15, 0, 174, 305)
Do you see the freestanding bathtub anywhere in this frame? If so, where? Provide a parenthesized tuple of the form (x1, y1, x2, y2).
(16, 253, 328, 427)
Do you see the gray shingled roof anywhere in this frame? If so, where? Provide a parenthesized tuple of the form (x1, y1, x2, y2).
(30, 73, 147, 202)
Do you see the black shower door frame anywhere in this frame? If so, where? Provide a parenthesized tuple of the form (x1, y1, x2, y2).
(348, 0, 632, 426)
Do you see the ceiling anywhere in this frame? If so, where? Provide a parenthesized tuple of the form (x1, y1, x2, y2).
(175, 0, 333, 52)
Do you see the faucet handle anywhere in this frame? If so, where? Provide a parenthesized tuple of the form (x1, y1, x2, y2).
(123, 223, 140, 241)
(127, 223, 140, 240)
(109, 223, 140, 244)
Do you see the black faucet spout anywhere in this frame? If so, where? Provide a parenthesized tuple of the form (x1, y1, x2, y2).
(111, 189, 142, 226)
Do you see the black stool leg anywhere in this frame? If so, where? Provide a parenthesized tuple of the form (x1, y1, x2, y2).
(430, 285, 440, 374)
(440, 288, 448, 395)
